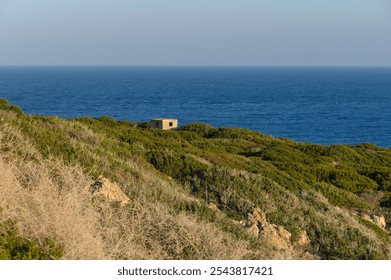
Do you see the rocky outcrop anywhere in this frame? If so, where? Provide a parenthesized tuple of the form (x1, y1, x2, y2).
(262, 224, 291, 250)
(240, 207, 266, 238)
(90, 176, 130, 206)
(241, 207, 311, 251)
(294, 229, 311, 248)
(208, 202, 220, 212)
(360, 213, 387, 230)
(372, 215, 386, 229)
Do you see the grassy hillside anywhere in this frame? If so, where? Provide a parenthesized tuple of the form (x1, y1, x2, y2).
(1, 98, 390, 260)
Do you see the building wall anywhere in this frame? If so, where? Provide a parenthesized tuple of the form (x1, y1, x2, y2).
(162, 119, 178, 130)
(151, 119, 178, 130)
(151, 120, 162, 129)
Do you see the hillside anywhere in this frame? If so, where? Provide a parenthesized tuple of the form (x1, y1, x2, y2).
(1, 98, 390, 260)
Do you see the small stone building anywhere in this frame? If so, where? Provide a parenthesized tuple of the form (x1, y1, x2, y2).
(150, 118, 178, 130)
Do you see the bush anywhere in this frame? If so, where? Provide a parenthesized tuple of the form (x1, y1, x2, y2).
(357, 218, 390, 242)
(0, 98, 24, 115)
(314, 183, 371, 209)
(178, 122, 216, 136)
(2, 97, 391, 260)
(0, 219, 63, 260)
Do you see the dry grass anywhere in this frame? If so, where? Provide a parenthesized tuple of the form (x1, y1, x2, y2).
(0, 123, 254, 259)
(0, 137, 106, 259)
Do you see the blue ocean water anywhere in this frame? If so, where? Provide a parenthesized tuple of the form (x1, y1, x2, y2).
(0, 66, 390, 147)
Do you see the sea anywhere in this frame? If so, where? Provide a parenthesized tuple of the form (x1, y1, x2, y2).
(0, 66, 390, 147)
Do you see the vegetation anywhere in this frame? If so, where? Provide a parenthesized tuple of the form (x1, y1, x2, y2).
(0, 213, 63, 260)
(0, 98, 390, 259)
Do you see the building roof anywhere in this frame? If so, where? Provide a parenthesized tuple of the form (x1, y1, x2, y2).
(151, 118, 178, 121)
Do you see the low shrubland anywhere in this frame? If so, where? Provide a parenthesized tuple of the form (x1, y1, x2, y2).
(1, 98, 390, 259)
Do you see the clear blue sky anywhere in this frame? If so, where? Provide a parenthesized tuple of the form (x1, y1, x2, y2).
(1, 0, 390, 66)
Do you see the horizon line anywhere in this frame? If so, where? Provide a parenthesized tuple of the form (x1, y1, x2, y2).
(1, 64, 391, 68)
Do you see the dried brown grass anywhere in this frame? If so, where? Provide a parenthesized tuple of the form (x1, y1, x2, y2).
(0, 123, 253, 259)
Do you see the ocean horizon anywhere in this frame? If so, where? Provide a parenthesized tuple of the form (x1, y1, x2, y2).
(1, 66, 390, 147)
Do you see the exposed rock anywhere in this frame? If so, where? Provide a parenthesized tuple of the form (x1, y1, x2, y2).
(372, 215, 386, 229)
(208, 202, 220, 212)
(247, 223, 260, 238)
(242, 207, 266, 238)
(239, 207, 315, 255)
(261, 224, 291, 250)
(359, 212, 387, 230)
(91, 176, 130, 206)
(240, 207, 314, 254)
(294, 230, 311, 248)
(248, 207, 267, 225)
(361, 213, 372, 222)
(276, 225, 292, 242)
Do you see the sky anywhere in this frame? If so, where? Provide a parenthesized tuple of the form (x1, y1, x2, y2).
(0, 0, 390, 66)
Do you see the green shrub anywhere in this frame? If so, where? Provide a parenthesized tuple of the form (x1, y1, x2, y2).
(314, 183, 371, 209)
(2, 97, 391, 260)
(9, 105, 24, 115)
(358, 218, 390, 243)
(362, 169, 391, 191)
(99, 115, 117, 125)
(178, 122, 216, 136)
(380, 192, 391, 209)
(0, 98, 10, 108)
(0, 219, 63, 260)
(308, 221, 386, 260)
(0, 98, 24, 115)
